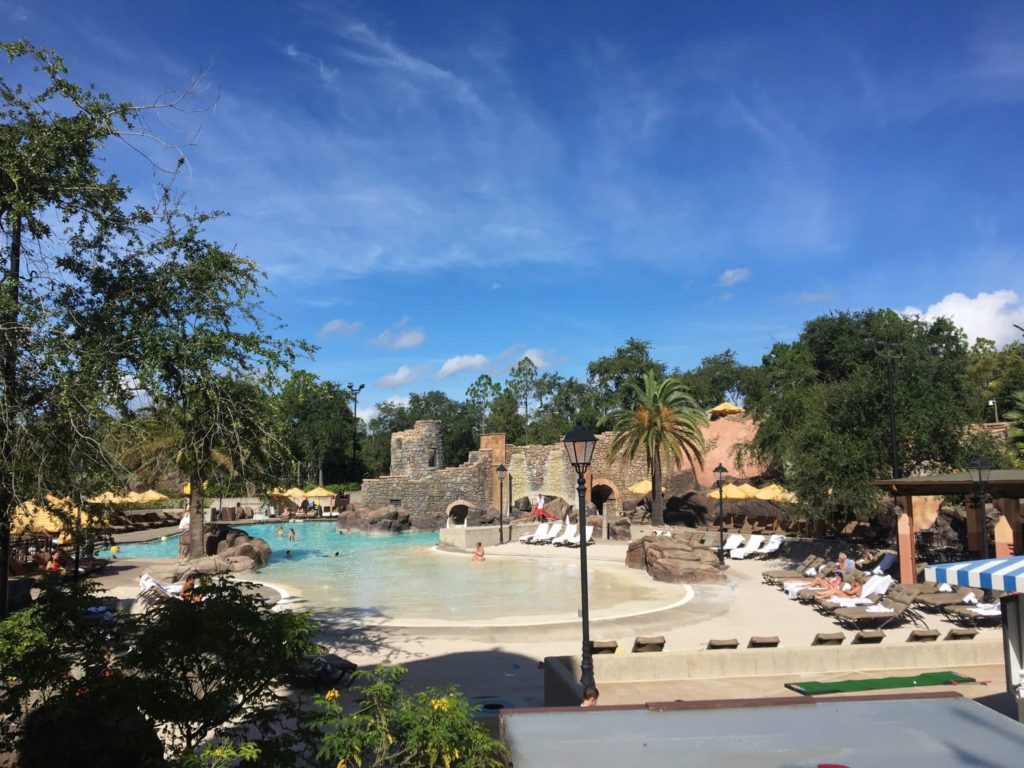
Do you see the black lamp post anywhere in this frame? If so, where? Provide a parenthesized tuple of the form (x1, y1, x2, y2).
(967, 458, 993, 560)
(346, 383, 365, 477)
(563, 422, 598, 690)
(714, 463, 728, 567)
(507, 471, 513, 534)
(496, 464, 507, 544)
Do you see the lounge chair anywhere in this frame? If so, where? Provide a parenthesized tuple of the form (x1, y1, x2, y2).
(832, 598, 925, 631)
(520, 522, 549, 544)
(551, 524, 577, 546)
(716, 533, 746, 556)
(914, 586, 982, 611)
(943, 602, 1002, 627)
(748, 534, 785, 559)
(566, 525, 594, 548)
(729, 534, 765, 560)
(532, 523, 562, 545)
(815, 575, 894, 609)
(763, 555, 824, 585)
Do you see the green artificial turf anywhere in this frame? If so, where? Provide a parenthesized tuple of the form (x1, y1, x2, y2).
(785, 670, 976, 695)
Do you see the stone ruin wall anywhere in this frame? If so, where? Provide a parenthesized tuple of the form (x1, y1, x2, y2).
(361, 417, 765, 522)
(361, 421, 491, 521)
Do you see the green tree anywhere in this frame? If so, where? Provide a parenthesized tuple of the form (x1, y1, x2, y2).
(506, 356, 539, 421)
(487, 388, 527, 444)
(743, 309, 981, 524)
(587, 338, 667, 415)
(676, 349, 753, 409)
(107, 200, 305, 560)
(465, 374, 500, 434)
(0, 40, 192, 613)
(279, 371, 354, 485)
(600, 371, 707, 526)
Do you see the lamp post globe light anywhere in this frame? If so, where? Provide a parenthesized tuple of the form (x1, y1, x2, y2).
(562, 422, 598, 690)
(496, 464, 507, 544)
(714, 463, 728, 567)
(966, 458, 994, 561)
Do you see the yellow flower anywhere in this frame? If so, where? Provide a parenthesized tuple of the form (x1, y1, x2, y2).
(324, 688, 340, 701)
(336, 761, 345, 768)
(429, 696, 450, 712)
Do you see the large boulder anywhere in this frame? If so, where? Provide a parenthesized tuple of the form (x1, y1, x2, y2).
(626, 535, 728, 585)
(545, 497, 570, 521)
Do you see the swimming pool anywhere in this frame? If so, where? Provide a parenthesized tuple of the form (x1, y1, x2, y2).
(106, 522, 690, 624)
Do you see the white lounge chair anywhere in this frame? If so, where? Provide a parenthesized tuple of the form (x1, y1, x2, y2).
(749, 534, 785, 559)
(533, 523, 562, 544)
(551, 523, 577, 546)
(715, 533, 745, 555)
(566, 525, 595, 548)
(520, 522, 549, 544)
(730, 534, 765, 559)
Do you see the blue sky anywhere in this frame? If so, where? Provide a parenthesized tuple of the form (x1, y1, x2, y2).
(6, 1, 1024, 417)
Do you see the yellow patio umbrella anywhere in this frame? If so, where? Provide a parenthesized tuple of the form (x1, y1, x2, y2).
(137, 489, 169, 503)
(11, 495, 95, 535)
(305, 485, 333, 498)
(627, 479, 666, 494)
(735, 483, 759, 498)
(754, 484, 798, 503)
(125, 490, 144, 503)
(710, 483, 751, 500)
(708, 402, 744, 417)
(86, 490, 119, 504)
(283, 486, 307, 499)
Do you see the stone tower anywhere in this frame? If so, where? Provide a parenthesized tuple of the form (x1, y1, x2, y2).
(390, 421, 445, 478)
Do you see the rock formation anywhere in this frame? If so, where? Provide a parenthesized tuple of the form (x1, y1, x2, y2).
(625, 534, 728, 585)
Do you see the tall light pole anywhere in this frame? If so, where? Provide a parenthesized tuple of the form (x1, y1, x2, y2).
(563, 422, 598, 690)
(714, 463, 727, 567)
(346, 382, 365, 479)
(496, 464, 507, 544)
(967, 458, 993, 561)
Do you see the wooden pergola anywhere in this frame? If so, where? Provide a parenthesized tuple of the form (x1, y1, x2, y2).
(871, 470, 1024, 584)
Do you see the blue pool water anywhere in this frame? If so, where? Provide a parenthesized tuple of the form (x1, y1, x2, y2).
(105, 522, 682, 622)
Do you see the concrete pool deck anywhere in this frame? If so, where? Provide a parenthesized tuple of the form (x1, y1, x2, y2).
(92, 529, 1016, 718)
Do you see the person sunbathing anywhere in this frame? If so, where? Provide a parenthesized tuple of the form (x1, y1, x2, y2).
(815, 575, 863, 600)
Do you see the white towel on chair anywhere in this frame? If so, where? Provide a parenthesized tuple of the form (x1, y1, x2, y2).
(938, 583, 953, 593)
(865, 604, 894, 613)
(962, 592, 979, 604)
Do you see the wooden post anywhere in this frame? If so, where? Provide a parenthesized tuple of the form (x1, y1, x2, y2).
(965, 494, 981, 556)
(897, 496, 917, 584)
(997, 498, 1022, 556)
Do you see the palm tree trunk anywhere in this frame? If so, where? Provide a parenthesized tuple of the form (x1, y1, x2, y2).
(188, 470, 204, 560)
(651, 451, 665, 527)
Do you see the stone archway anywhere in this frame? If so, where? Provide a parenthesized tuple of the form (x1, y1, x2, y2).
(445, 499, 473, 527)
(591, 478, 622, 518)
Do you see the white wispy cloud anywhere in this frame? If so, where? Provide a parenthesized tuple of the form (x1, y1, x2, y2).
(318, 318, 362, 337)
(520, 348, 550, 368)
(436, 354, 488, 379)
(903, 290, 1024, 346)
(376, 365, 429, 389)
(718, 268, 751, 287)
(282, 42, 338, 87)
(790, 291, 832, 305)
(373, 317, 426, 349)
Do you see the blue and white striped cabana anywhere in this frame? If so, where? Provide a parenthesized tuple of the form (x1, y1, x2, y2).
(925, 556, 1024, 593)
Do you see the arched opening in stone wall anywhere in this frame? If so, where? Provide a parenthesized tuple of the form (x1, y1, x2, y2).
(590, 479, 620, 519)
(445, 499, 472, 527)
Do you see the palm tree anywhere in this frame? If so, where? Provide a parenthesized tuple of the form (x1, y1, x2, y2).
(600, 371, 707, 526)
